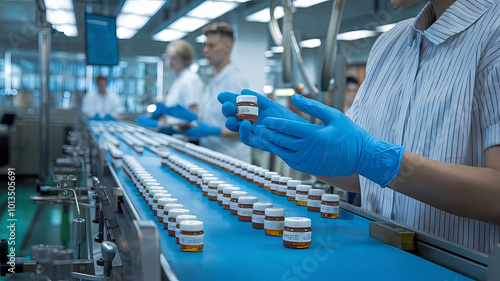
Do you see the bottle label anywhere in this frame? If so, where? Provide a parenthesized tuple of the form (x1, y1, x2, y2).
(241, 171, 248, 177)
(283, 231, 311, 242)
(286, 189, 296, 197)
(230, 201, 238, 210)
(196, 179, 202, 186)
(252, 214, 265, 224)
(175, 227, 180, 238)
(264, 220, 284, 230)
(223, 197, 231, 205)
(189, 175, 197, 182)
(271, 183, 278, 191)
(265, 180, 271, 187)
(235, 168, 242, 174)
(152, 203, 158, 211)
(208, 189, 217, 197)
(296, 194, 308, 202)
(237, 106, 259, 116)
(307, 199, 321, 208)
(179, 234, 204, 246)
(254, 175, 260, 182)
(202, 184, 209, 192)
(246, 173, 254, 180)
(278, 184, 287, 193)
(321, 204, 339, 214)
(238, 208, 253, 217)
(168, 221, 176, 231)
(217, 193, 224, 202)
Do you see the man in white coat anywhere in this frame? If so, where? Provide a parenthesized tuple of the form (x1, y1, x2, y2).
(184, 22, 251, 163)
(82, 76, 124, 119)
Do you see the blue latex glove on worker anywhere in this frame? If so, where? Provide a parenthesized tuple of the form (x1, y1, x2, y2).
(154, 103, 198, 122)
(221, 93, 405, 187)
(218, 89, 307, 132)
(136, 115, 159, 128)
(184, 121, 221, 138)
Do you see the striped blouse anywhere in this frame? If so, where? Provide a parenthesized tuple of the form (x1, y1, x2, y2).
(347, 0, 500, 254)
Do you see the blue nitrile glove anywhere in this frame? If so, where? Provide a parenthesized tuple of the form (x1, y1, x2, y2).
(158, 126, 177, 135)
(155, 103, 198, 122)
(184, 121, 221, 138)
(247, 94, 405, 187)
(103, 114, 115, 121)
(217, 89, 307, 132)
(90, 114, 103, 121)
(136, 115, 159, 128)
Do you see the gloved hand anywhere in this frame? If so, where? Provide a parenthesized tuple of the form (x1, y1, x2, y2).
(184, 121, 220, 139)
(136, 115, 159, 128)
(217, 89, 307, 132)
(155, 103, 198, 122)
(245, 94, 405, 187)
(90, 114, 103, 121)
(103, 114, 115, 121)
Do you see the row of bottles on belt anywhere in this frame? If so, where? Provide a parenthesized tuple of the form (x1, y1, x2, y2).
(160, 152, 338, 249)
(162, 146, 341, 219)
(122, 155, 203, 252)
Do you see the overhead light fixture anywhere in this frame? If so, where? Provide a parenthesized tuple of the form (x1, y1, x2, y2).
(299, 38, 321, 48)
(120, 0, 166, 16)
(46, 9, 76, 25)
(54, 24, 78, 37)
(44, 0, 73, 10)
(152, 29, 187, 42)
(196, 34, 207, 43)
(376, 23, 396, 32)
(245, 6, 284, 23)
(187, 1, 238, 19)
(217, 0, 250, 2)
(271, 46, 284, 53)
(116, 14, 150, 30)
(337, 30, 378, 41)
(117, 27, 137, 39)
(169, 17, 209, 32)
(293, 0, 329, 8)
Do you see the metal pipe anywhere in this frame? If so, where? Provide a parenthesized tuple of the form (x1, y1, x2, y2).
(320, 0, 344, 92)
(281, 0, 293, 83)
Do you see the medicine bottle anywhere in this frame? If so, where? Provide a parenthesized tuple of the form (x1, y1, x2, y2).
(258, 169, 269, 188)
(264, 172, 278, 191)
(151, 192, 172, 215)
(167, 208, 190, 236)
(179, 220, 204, 252)
(156, 198, 177, 222)
(146, 186, 166, 207)
(264, 208, 285, 236)
(175, 215, 197, 244)
(201, 176, 217, 197)
(246, 165, 257, 183)
(196, 169, 209, 188)
(230, 191, 248, 215)
(148, 189, 168, 210)
(222, 187, 240, 210)
(278, 177, 293, 196)
(286, 180, 301, 201)
(208, 180, 224, 201)
(142, 182, 161, 200)
(217, 183, 233, 206)
(237, 196, 258, 222)
(270, 175, 281, 194)
(188, 167, 202, 185)
(162, 203, 184, 228)
(307, 189, 325, 212)
(252, 202, 272, 229)
(235, 95, 259, 123)
(321, 194, 340, 219)
(283, 217, 312, 249)
(295, 185, 312, 206)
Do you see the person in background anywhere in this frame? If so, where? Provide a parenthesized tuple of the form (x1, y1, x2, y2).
(183, 22, 251, 162)
(219, 0, 500, 254)
(82, 76, 124, 120)
(343, 77, 359, 113)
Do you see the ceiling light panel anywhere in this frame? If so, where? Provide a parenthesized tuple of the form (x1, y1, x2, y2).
(44, 0, 73, 10)
(46, 9, 76, 25)
(337, 30, 378, 41)
(169, 17, 209, 32)
(376, 23, 396, 33)
(120, 0, 167, 16)
(152, 29, 187, 42)
(293, 0, 328, 8)
(245, 6, 284, 22)
(299, 38, 321, 48)
(116, 14, 150, 30)
(196, 34, 207, 43)
(117, 27, 138, 39)
(187, 1, 238, 19)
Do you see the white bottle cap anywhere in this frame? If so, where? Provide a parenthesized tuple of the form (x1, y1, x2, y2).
(296, 184, 312, 192)
(279, 177, 293, 184)
(176, 215, 197, 224)
(189, 166, 202, 173)
(164, 203, 184, 212)
(197, 169, 209, 176)
(265, 172, 278, 178)
(236, 95, 258, 104)
(271, 175, 281, 181)
(322, 194, 340, 202)
(223, 186, 240, 195)
(202, 177, 218, 184)
(308, 189, 325, 196)
(217, 183, 233, 191)
(180, 220, 204, 232)
(168, 208, 190, 219)
(287, 180, 302, 187)
(284, 217, 311, 228)
(230, 191, 248, 199)
(153, 193, 172, 201)
(208, 180, 225, 188)
(149, 189, 168, 197)
(238, 196, 258, 204)
(158, 198, 177, 205)
(247, 165, 257, 172)
(259, 169, 270, 176)
(265, 207, 285, 217)
(146, 185, 164, 192)
(253, 202, 273, 211)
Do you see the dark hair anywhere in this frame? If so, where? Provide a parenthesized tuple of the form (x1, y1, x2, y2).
(203, 22, 234, 42)
(346, 77, 359, 86)
(96, 76, 108, 82)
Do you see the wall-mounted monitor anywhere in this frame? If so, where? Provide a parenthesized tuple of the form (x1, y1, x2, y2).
(85, 14, 119, 66)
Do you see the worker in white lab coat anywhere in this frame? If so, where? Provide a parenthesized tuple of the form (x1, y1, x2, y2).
(82, 76, 124, 120)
